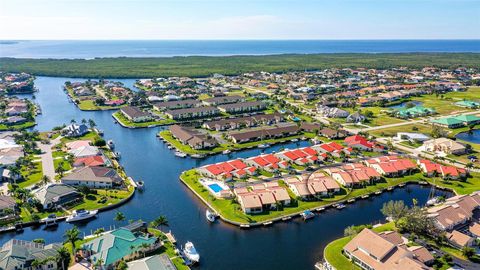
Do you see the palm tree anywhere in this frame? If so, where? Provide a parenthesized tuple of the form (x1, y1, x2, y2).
(138, 242, 151, 258)
(64, 226, 81, 257)
(116, 260, 128, 270)
(88, 119, 97, 129)
(41, 175, 50, 186)
(55, 162, 66, 177)
(114, 211, 126, 223)
(150, 215, 168, 232)
(93, 258, 104, 270)
(6, 165, 21, 183)
(56, 247, 70, 270)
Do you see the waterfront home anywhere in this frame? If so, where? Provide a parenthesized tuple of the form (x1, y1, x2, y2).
(153, 99, 201, 111)
(237, 193, 263, 214)
(275, 147, 319, 166)
(427, 192, 480, 231)
(417, 160, 466, 179)
(120, 106, 153, 123)
(0, 239, 63, 270)
(202, 95, 245, 106)
(365, 156, 416, 177)
(66, 140, 91, 150)
(73, 155, 109, 168)
(422, 138, 466, 155)
(199, 159, 254, 181)
(169, 125, 218, 150)
(127, 254, 177, 270)
(285, 175, 339, 200)
(0, 139, 23, 177)
(68, 145, 100, 158)
(202, 113, 284, 131)
(82, 228, 160, 269)
(164, 106, 220, 120)
(0, 195, 16, 218)
(446, 230, 475, 249)
(330, 165, 381, 187)
(343, 228, 433, 270)
(32, 183, 82, 210)
(228, 124, 300, 144)
(62, 123, 89, 137)
(217, 101, 267, 114)
(62, 166, 123, 188)
(455, 100, 480, 108)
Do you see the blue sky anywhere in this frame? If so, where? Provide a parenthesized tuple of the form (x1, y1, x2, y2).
(1, 0, 479, 39)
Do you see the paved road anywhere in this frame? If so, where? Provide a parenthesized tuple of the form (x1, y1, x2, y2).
(37, 136, 63, 182)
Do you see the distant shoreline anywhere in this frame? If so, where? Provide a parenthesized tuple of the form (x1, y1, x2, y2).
(1, 52, 480, 78)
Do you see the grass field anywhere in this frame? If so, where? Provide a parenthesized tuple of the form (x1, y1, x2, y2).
(2, 53, 480, 78)
(0, 121, 36, 131)
(370, 123, 434, 137)
(113, 111, 175, 128)
(18, 161, 43, 188)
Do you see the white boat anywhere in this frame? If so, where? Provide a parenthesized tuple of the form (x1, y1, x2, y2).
(114, 152, 121, 159)
(336, 204, 346, 210)
(222, 149, 231, 154)
(136, 181, 145, 191)
(291, 139, 299, 142)
(183, 241, 200, 264)
(300, 210, 315, 220)
(206, 209, 217, 222)
(107, 140, 115, 149)
(175, 151, 187, 158)
(257, 144, 270, 149)
(66, 209, 98, 223)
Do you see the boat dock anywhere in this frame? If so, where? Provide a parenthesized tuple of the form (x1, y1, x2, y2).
(165, 231, 177, 244)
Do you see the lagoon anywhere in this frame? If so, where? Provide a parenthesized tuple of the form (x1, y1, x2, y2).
(0, 76, 454, 270)
(456, 129, 480, 144)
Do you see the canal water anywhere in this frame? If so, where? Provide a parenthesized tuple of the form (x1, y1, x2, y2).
(456, 129, 480, 145)
(2, 76, 454, 270)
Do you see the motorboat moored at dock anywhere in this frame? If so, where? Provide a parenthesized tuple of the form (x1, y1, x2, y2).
(66, 209, 98, 223)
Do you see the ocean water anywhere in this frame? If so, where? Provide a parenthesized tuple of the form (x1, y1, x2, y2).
(1, 40, 479, 59)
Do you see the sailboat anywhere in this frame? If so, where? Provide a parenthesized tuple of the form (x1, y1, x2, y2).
(426, 180, 438, 206)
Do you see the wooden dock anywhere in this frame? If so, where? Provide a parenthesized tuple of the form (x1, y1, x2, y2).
(165, 231, 177, 244)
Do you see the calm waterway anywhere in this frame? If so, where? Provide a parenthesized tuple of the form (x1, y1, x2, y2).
(1, 76, 455, 270)
(2, 40, 480, 59)
(456, 130, 480, 145)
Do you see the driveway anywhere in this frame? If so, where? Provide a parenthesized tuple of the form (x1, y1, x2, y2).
(37, 136, 63, 182)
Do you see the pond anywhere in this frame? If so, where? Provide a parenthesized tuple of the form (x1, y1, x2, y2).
(388, 100, 423, 109)
(456, 129, 480, 144)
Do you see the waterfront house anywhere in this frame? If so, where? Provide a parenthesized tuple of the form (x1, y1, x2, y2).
(227, 124, 299, 144)
(199, 159, 253, 181)
(120, 106, 153, 123)
(0, 195, 16, 218)
(217, 101, 267, 114)
(343, 228, 432, 270)
(202, 95, 245, 106)
(237, 193, 263, 214)
(127, 254, 177, 270)
(0, 239, 63, 270)
(62, 123, 89, 137)
(169, 125, 218, 150)
(82, 228, 160, 269)
(165, 106, 220, 120)
(427, 192, 480, 231)
(153, 99, 201, 111)
(32, 183, 82, 210)
(73, 155, 109, 168)
(422, 138, 466, 155)
(61, 166, 123, 188)
(418, 160, 466, 179)
(68, 145, 100, 158)
(202, 113, 284, 131)
(66, 140, 91, 150)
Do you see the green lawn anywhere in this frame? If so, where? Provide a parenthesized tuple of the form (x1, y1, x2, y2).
(324, 222, 396, 270)
(113, 111, 175, 128)
(160, 130, 309, 155)
(148, 228, 191, 270)
(0, 121, 36, 131)
(370, 123, 434, 137)
(17, 162, 43, 188)
(179, 170, 448, 224)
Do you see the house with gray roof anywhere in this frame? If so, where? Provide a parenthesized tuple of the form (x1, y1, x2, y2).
(127, 254, 177, 270)
(32, 183, 82, 210)
(61, 166, 123, 188)
(62, 123, 89, 137)
(0, 239, 62, 270)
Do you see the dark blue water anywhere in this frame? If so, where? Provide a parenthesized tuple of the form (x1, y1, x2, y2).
(456, 129, 480, 144)
(1, 40, 480, 59)
(1, 76, 455, 270)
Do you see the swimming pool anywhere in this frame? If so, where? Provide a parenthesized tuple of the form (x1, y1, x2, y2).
(208, 183, 224, 193)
